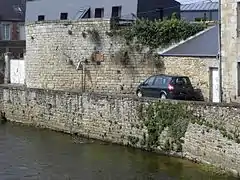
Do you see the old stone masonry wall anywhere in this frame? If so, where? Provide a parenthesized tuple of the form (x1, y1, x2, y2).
(25, 19, 217, 100)
(1, 85, 240, 175)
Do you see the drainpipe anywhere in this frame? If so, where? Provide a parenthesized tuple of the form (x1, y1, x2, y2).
(218, 0, 223, 102)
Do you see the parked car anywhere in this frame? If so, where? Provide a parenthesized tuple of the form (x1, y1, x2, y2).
(136, 74, 196, 100)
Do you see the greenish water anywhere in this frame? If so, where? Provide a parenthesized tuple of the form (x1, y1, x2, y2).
(0, 123, 237, 180)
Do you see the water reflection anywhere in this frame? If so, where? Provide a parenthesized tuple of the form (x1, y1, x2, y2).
(0, 123, 237, 180)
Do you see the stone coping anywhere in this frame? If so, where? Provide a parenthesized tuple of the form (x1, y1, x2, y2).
(0, 84, 239, 108)
(26, 19, 111, 26)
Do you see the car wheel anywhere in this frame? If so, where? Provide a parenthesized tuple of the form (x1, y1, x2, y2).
(137, 90, 143, 98)
(160, 93, 167, 99)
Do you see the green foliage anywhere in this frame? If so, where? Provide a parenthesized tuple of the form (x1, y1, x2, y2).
(192, 118, 240, 144)
(87, 28, 101, 43)
(112, 18, 206, 49)
(143, 102, 194, 151)
(128, 136, 139, 145)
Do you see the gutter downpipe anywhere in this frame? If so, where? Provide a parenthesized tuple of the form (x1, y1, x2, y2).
(218, 0, 223, 103)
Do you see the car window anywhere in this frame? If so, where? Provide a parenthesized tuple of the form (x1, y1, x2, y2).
(175, 77, 191, 85)
(162, 77, 169, 85)
(145, 76, 155, 86)
(162, 77, 171, 88)
(154, 77, 162, 86)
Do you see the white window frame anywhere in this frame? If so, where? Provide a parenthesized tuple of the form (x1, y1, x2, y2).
(1, 22, 11, 40)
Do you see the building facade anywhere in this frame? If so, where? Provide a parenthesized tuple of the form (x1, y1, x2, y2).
(221, 0, 240, 103)
(181, 2, 218, 22)
(0, 0, 26, 59)
(25, 0, 180, 21)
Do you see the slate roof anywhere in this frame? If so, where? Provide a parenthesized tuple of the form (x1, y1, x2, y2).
(159, 25, 219, 57)
(0, 0, 26, 21)
(181, 2, 218, 11)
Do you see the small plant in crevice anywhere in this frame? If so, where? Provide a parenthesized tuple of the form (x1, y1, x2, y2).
(163, 139, 171, 152)
(128, 136, 139, 146)
(0, 112, 7, 124)
(153, 54, 165, 69)
(140, 133, 147, 146)
(82, 31, 87, 38)
(136, 104, 144, 121)
(87, 28, 101, 43)
(114, 48, 130, 66)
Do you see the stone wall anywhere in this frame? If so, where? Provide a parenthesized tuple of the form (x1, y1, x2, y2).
(1, 85, 240, 175)
(162, 56, 218, 101)
(221, 0, 238, 102)
(25, 19, 217, 100)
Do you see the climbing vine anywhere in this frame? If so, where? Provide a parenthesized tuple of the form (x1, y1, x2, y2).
(108, 16, 206, 49)
(138, 101, 240, 153)
(142, 101, 195, 151)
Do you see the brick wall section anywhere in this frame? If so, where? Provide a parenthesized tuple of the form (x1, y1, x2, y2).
(25, 20, 217, 100)
(1, 85, 240, 175)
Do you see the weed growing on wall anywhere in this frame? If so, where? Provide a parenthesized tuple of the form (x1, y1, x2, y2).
(192, 118, 240, 144)
(87, 28, 101, 43)
(138, 100, 240, 153)
(140, 101, 195, 152)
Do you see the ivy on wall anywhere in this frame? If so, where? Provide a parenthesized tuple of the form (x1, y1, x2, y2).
(136, 101, 240, 153)
(139, 101, 195, 152)
(109, 16, 206, 49)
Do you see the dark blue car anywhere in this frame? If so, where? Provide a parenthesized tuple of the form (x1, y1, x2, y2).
(136, 74, 196, 100)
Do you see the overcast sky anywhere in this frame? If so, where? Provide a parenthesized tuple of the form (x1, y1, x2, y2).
(177, 0, 218, 4)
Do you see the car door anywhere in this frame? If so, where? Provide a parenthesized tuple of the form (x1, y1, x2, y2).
(141, 76, 156, 97)
(151, 76, 163, 97)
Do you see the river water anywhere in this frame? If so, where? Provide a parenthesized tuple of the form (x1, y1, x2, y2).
(0, 123, 237, 180)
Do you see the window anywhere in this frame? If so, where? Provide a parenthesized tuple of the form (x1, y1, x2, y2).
(111, 6, 121, 18)
(175, 77, 191, 86)
(95, 8, 104, 18)
(145, 76, 155, 86)
(60, 13, 68, 20)
(154, 77, 163, 86)
(154, 76, 170, 87)
(38, 15, 45, 21)
(1, 24, 11, 40)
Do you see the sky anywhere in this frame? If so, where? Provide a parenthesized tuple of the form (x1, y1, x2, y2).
(176, 0, 218, 4)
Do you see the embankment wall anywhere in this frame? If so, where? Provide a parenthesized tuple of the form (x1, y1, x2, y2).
(1, 85, 239, 175)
